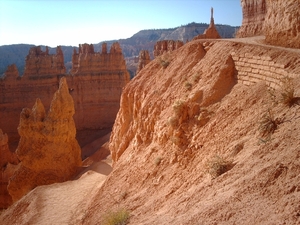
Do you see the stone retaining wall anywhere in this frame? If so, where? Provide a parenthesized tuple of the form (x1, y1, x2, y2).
(230, 48, 300, 89)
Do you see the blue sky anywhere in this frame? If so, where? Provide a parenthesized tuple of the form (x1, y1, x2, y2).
(0, 0, 242, 47)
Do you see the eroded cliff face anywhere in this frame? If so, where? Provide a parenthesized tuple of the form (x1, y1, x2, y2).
(110, 41, 236, 162)
(0, 129, 18, 208)
(264, 0, 300, 48)
(0, 43, 129, 149)
(7, 77, 82, 202)
(236, 0, 267, 37)
(237, 0, 300, 49)
(100, 40, 300, 224)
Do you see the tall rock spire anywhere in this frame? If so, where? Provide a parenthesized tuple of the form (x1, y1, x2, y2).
(211, 7, 214, 25)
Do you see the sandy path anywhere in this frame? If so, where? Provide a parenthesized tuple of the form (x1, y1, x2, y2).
(0, 156, 112, 225)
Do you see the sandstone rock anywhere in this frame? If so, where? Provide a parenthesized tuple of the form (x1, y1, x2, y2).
(193, 7, 221, 40)
(264, 0, 300, 48)
(136, 50, 151, 74)
(153, 40, 184, 58)
(7, 77, 82, 202)
(71, 42, 128, 74)
(0, 129, 18, 208)
(3, 64, 19, 80)
(236, 0, 267, 38)
(23, 46, 66, 77)
(0, 43, 129, 150)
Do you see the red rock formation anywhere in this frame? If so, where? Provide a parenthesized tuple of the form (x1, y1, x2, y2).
(0, 43, 129, 150)
(7, 77, 82, 202)
(153, 40, 184, 58)
(193, 7, 221, 40)
(236, 0, 267, 38)
(23, 46, 65, 76)
(264, 0, 300, 48)
(237, 0, 300, 48)
(71, 42, 126, 74)
(3, 64, 19, 80)
(0, 129, 18, 208)
(136, 50, 151, 74)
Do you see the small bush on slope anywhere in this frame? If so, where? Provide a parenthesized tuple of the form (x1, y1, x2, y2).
(259, 109, 283, 138)
(102, 208, 130, 225)
(206, 155, 233, 179)
(279, 77, 300, 107)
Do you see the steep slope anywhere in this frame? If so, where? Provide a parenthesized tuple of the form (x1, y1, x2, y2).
(88, 40, 300, 224)
(1, 39, 299, 224)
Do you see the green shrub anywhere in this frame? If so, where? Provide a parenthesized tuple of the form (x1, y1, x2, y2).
(102, 208, 130, 225)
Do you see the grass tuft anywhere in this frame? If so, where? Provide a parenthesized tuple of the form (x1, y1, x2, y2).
(279, 77, 299, 107)
(259, 109, 282, 138)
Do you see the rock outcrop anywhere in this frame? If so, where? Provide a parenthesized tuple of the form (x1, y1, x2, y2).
(0, 129, 18, 208)
(71, 42, 126, 74)
(0, 43, 129, 150)
(236, 0, 267, 38)
(136, 50, 151, 74)
(264, 0, 300, 48)
(7, 77, 82, 202)
(153, 40, 184, 58)
(3, 64, 19, 80)
(193, 7, 221, 40)
(237, 0, 300, 49)
(23, 46, 65, 77)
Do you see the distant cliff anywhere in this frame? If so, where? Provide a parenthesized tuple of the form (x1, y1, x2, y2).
(96, 22, 239, 58)
(0, 23, 238, 75)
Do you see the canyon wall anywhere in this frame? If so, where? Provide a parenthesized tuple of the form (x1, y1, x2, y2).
(236, 0, 267, 37)
(0, 43, 130, 148)
(8, 77, 82, 202)
(264, 0, 300, 48)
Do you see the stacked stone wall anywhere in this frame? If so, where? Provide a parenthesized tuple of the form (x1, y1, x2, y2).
(230, 49, 300, 89)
